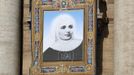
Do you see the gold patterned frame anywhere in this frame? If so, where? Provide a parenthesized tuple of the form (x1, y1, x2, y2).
(31, 0, 96, 75)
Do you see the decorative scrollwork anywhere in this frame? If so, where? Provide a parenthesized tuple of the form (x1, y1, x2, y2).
(33, 41, 39, 66)
(88, 5, 93, 32)
(87, 5, 94, 64)
(34, 8, 39, 33)
(33, 1, 40, 67)
(69, 66, 87, 72)
(41, 66, 57, 73)
(57, 64, 68, 73)
(42, 0, 86, 8)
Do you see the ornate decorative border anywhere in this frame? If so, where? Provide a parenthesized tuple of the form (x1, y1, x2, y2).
(33, 3, 40, 66)
(42, 0, 85, 5)
(31, 0, 96, 75)
(88, 5, 93, 64)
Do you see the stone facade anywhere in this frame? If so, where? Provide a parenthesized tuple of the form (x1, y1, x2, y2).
(114, 0, 134, 75)
(0, 0, 21, 75)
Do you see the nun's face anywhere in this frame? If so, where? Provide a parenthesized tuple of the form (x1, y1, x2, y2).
(58, 24, 73, 40)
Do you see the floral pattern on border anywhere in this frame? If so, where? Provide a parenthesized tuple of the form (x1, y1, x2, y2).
(34, 8, 39, 33)
(69, 66, 86, 72)
(33, 7, 40, 66)
(33, 41, 39, 66)
(88, 5, 93, 32)
(42, 0, 85, 8)
(41, 67, 57, 73)
(87, 5, 93, 64)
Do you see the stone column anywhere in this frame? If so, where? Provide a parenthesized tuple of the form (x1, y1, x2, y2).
(0, 0, 21, 75)
(114, 0, 134, 75)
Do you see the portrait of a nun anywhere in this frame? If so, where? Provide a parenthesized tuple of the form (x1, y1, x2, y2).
(43, 14, 83, 61)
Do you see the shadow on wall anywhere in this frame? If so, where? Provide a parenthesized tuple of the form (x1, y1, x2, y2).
(96, 0, 109, 75)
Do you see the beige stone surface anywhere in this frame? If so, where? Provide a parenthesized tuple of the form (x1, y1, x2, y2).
(0, 0, 21, 75)
(114, 0, 134, 75)
(102, 24, 114, 75)
(23, 0, 32, 75)
(23, 30, 31, 75)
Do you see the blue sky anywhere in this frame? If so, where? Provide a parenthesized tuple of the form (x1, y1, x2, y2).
(43, 9, 84, 39)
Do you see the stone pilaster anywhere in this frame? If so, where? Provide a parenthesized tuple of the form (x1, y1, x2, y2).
(0, 0, 21, 75)
(114, 0, 134, 75)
